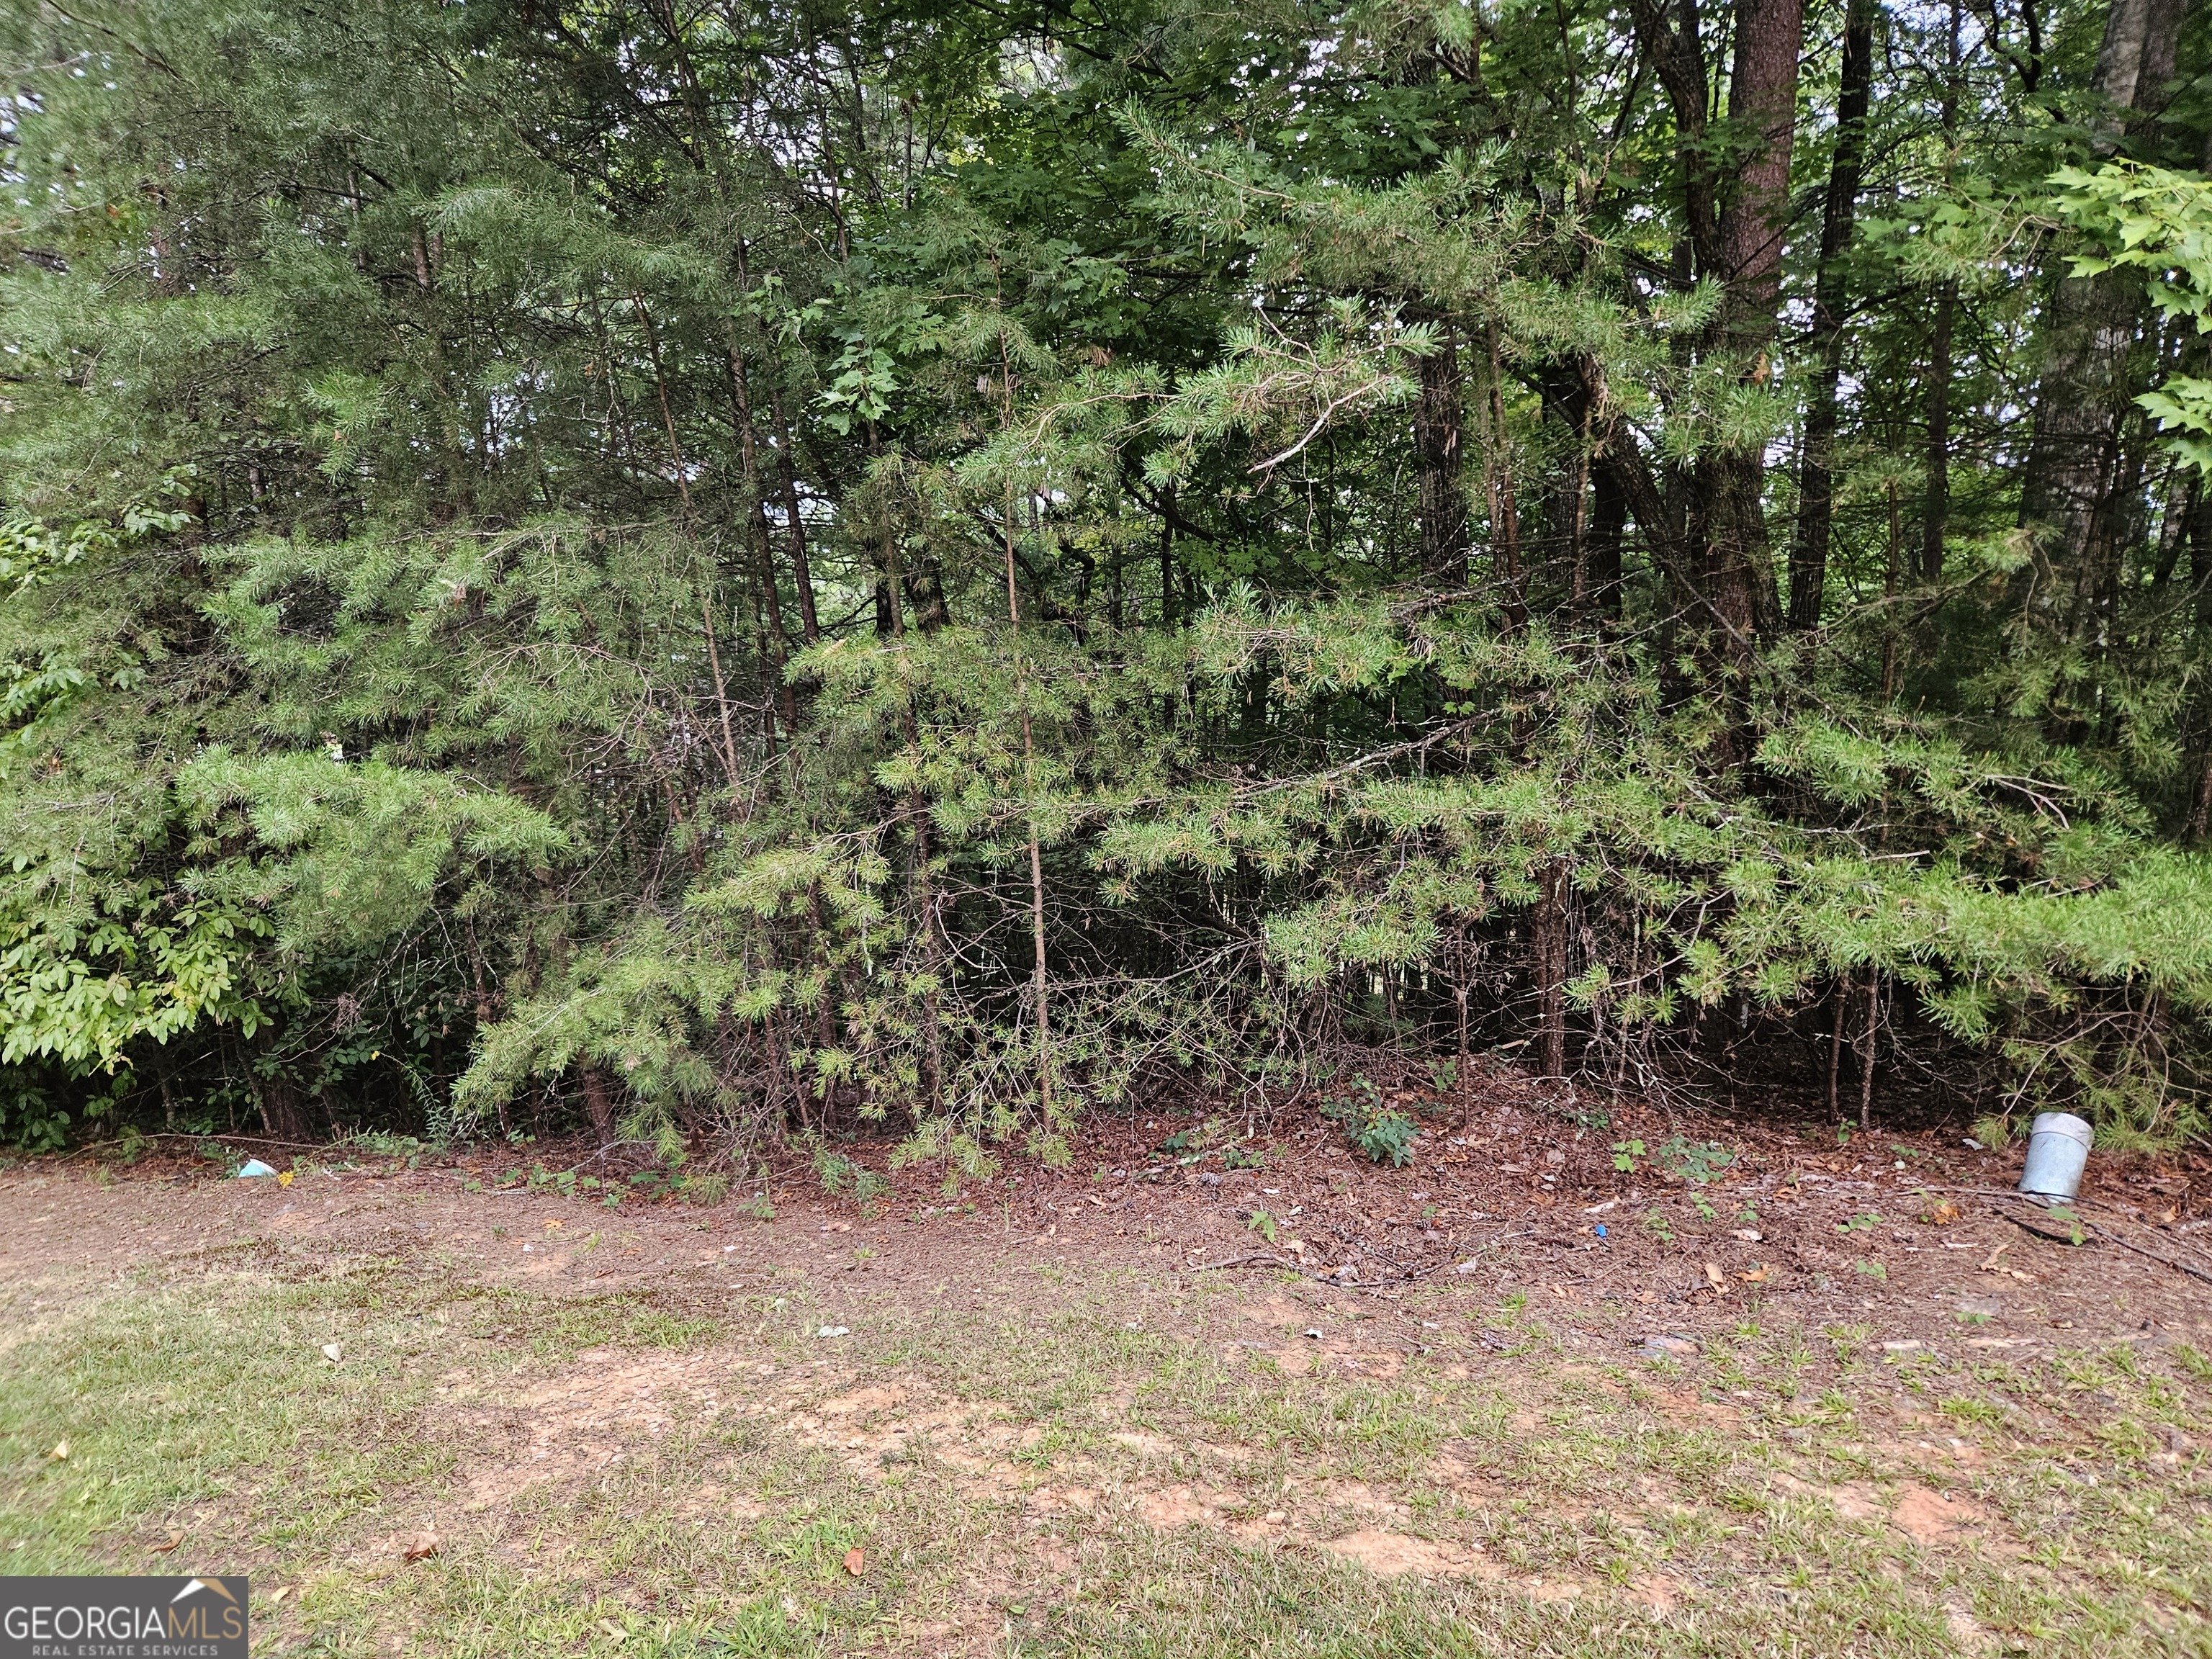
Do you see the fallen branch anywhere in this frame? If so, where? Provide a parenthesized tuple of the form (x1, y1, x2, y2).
(2083, 1218, 2212, 1289)
(54, 1131, 343, 1159)
(1187, 1251, 1296, 1273)
(2000, 1209, 2091, 1247)
(1791, 1169, 2212, 1286)
(1972, 1187, 2212, 1286)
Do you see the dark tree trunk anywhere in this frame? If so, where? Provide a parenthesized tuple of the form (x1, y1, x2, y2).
(1416, 325, 1469, 586)
(734, 238, 822, 646)
(1535, 858, 1569, 1078)
(1484, 323, 1528, 629)
(1544, 366, 1615, 620)
(1159, 483, 1177, 626)
(2190, 497, 2212, 833)
(1586, 454, 1627, 620)
(258, 1074, 314, 1143)
(1920, 1, 1961, 585)
(763, 379, 822, 643)
(1827, 973, 1848, 1120)
(1704, 0, 1807, 651)
(866, 421, 905, 639)
(726, 343, 801, 743)
(1789, 0, 1876, 629)
(1625, 0, 1808, 745)
(1858, 974, 1879, 1130)
(579, 1066, 616, 1146)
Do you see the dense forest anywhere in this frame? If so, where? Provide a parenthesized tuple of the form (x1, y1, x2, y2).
(1, 0, 2209, 1173)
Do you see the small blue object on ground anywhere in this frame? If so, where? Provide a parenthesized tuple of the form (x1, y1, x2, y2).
(235, 1158, 278, 1178)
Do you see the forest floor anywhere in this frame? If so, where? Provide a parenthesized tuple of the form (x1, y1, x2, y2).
(5, 1074, 2212, 1656)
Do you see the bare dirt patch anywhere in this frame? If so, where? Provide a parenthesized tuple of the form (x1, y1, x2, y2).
(1891, 1485, 1996, 1550)
(1629, 1574, 1685, 1612)
(11, 1065, 2212, 1360)
(1318, 1527, 1470, 1578)
(1773, 1471, 1889, 1526)
(1138, 1485, 1241, 1529)
(4, 1139, 2209, 1659)
(457, 1346, 738, 1508)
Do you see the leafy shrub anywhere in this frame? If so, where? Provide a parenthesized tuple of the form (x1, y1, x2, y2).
(1324, 1077, 1418, 1167)
(814, 1146, 891, 1208)
(1656, 1136, 1733, 1184)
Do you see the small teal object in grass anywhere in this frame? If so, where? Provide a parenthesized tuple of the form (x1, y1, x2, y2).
(1594, 1223, 1608, 1240)
(235, 1157, 278, 1178)
(2018, 1112, 2092, 1201)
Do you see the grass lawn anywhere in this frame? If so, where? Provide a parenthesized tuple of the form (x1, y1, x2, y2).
(6, 1183, 2212, 1658)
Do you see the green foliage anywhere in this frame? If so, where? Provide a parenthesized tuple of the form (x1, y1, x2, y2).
(1324, 1076, 1418, 1168)
(1655, 1137, 1735, 1186)
(0, 0, 2209, 1156)
(813, 1145, 891, 1210)
(2055, 162, 2212, 471)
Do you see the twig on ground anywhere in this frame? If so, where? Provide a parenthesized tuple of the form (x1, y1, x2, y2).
(1956, 1183, 2212, 1286)
(1187, 1251, 1295, 1273)
(2000, 1209, 2092, 1246)
(2083, 1218, 2212, 1288)
(54, 1131, 343, 1159)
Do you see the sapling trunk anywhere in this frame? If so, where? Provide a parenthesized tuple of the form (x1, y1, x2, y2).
(1537, 858, 1568, 1078)
(1484, 321, 1527, 633)
(1859, 974, 1880, 1130)
(1828, 973, 1848, 1121)
(999, 299, 1053, 1118)
(580, 1066, 616, 1147)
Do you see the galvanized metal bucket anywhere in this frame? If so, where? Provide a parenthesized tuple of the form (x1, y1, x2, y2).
(2018, 1112, 2093, 1201)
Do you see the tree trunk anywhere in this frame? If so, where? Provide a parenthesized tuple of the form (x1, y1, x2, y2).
(1858, 974, 1879, 1130)
(763, 378, 822, 643)
(1920, 1, 1961, 585)
(1626, 0, 1807, 739)
(258, 1074, 314, 1143)
(1536, 857, 1568, 1078)
(1455, 984, 1471, 1115)
(726, 343, 800, 745)
(1703, 0, 1806, 663)
(1159, 483, 1177, 626)
(732, 238, 823, 646)
(1789, 0, 1875, 629)
(1923, 284, 1956, 582)
(1586, 451, 1626, 619)
(1483, 323, 1527, 628)
(1881, 478, 1904, 698)
(999, 331, 1053, 1120)
(579, 1065, 616, 1146)
(910, 783, 945, 1118)
(1416, 324, 1469, 586)
(2018, 0, 2185, 579)
(1827, 973, 1848, 1120)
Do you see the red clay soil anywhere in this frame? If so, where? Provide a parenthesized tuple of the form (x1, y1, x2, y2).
(7, 1061, 2210, 1351)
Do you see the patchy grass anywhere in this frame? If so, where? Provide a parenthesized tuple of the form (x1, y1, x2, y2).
(3, 1253, 2211, 1656)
